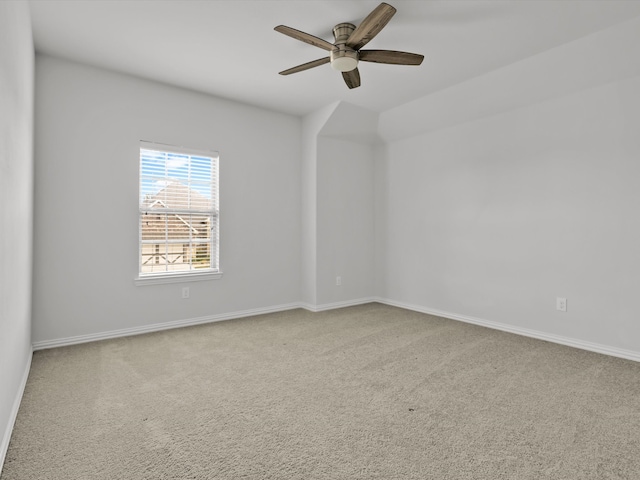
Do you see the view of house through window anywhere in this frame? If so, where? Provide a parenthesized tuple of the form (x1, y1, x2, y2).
(139, 142, 219, 276)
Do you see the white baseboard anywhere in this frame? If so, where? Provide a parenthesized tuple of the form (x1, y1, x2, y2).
(32, 296, 640, 359)
(373, 297, 640, 363)
(32, 298, 380, 350)
(1, 347, 32, 472)
(32, 302, 302, 351)
(300, 297, 376, 313)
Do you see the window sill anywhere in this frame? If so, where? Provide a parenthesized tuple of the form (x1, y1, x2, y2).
(134, 271, 223, 286)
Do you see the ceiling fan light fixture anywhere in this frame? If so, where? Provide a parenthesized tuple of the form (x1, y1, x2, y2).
(275, 3, 423, 89)
(330, 49, 358, 72)
(331, 56, 358, 72)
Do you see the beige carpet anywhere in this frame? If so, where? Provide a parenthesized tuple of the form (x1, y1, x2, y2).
(3, 303, 640, 479)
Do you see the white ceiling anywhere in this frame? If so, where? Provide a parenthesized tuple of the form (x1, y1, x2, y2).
(28, 0, 640, 117)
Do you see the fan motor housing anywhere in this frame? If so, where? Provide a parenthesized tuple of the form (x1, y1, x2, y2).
(331, 22, 358, 72)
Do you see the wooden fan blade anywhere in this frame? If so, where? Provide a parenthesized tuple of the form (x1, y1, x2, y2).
(342, 68, 361, 89)
(279, 57, 331, 75)
(274, 25, 334, 51)
(346, 2, 396, 50)
(359, 50, 424, 65)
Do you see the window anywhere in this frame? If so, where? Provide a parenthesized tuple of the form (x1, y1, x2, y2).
(137, 141, 220, 283)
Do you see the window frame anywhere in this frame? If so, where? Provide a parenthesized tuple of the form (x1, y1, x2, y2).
(134, 141, 222, 286)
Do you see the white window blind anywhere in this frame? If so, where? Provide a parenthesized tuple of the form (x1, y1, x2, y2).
(139, 142, 219, 277)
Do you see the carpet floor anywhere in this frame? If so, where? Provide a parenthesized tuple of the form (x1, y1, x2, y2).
(2, 303, 640, 479)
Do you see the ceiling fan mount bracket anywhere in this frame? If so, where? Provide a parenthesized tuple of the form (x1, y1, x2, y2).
(333, 23, 356, 44)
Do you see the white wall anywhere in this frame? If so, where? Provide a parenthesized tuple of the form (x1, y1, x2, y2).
(373, 143, 389, 297)
(380, 15, 640, 142)
(300, 104, 337, 306)
(32, 55, 301, 344)
(316, 136, 375, 305)
(0, 0, 34, 466)
(377, 73, 640, 354)
(300, 102, 377, 308)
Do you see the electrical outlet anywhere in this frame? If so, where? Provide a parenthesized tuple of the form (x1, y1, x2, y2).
(182, 287, 190, 299)
(556, 297, 567, 312)
(336, 276, 342, 286)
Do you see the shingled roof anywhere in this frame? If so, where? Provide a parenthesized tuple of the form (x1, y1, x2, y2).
(141, 182, 212, 241)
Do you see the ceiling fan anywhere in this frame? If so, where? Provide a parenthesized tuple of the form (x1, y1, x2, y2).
(275, 2, 424, 89)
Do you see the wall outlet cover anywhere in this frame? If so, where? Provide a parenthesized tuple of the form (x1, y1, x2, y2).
(556, 297, 567, 312)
